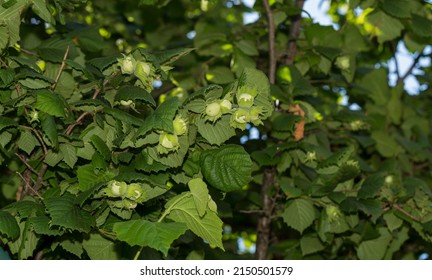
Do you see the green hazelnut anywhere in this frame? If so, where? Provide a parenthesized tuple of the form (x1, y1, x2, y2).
(219, 99, 232, 113)
(126, 183, 143, 201)
(106, 180, 128, 197)
(134, 61, 152, 84)
(237, 93, 255, 108)
(173, 115, 188, 135)
(117, 55, 136, 75)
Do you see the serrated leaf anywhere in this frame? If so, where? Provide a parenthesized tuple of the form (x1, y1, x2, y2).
(115, 86, 156, 107)
(300, 234, 325, 256)
(77, 164, 101, 191)
(148, 134, 189, 168)
(35, 90, 67, 117)
(6, 219, 38, 260)
(367, 11, 404, 44)
(201, 145, 252, 192)
(357, 199, 383, 222)
(59, 143, 77, 168)
(153, 47, 194, 65)
(113, 220, 187, 256)
(90, 134, 110, 160)
(45, 193, 95, 232)
(0, 116, 17, 132)
(135, 97, 179, 137)
(0, 210, 20, 240)
(358, 174, 385, 199)
(382, 0, 413, 18)
(238, 67, 273, 118)
(17, 130, 39, 155)
(87, 55, 119, 72)
(357, 228, 392, 259)
(44, 150, 63, 166)
(31, 0, 54, 23)
(383, 210, 403, 232)
(0, 0, 28, 52)
(196, 115, 236, 145)
(371, 131, 403, 157)
(188, 178, 209, 217)
(82, 233, 119, 260)
(165, 193, 224, 250)
(206, 66, 235, 84)
(29, 216, 62, 236)
(282, 199, 316, 234)
(59, 239, 83, 258)
(41, 115, 59, 149)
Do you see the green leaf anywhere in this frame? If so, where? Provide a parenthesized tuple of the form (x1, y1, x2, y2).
(371, 131, 403, 157)
(366, 11, 404, 44)
(358, 174, 385, 199)
(282, 199, 316, 234)
(0, 0, 28, 52)
(44, 150, 63, 166)
(300, 234, 325, 256)
(411, 15, 432, 38)
(45, 193, 95, 232)
(147, 134, 189, 168)
(113, 220, 187, 256)
(17, 130, 39, 155)
(5, 220, 38, 260)
(90, 134, 110, 160)
(59, 143, 77, 168)
(357, 228, 392, 259)
(77, 164, 103, 191)
(0, 210, 20, 240)
(206, 66, 235, 84)
(35, 90, 67, 117)
(238, 67, 273, 119)
(234, 40, 259, 56)
(115, 86, 156, 107)
(82, 233, 120, 260)
(59, 239, 83, 258)
(0, 116, 17, 132)
(29, 216, 62, 236)
(153, 47, 194, 65)
(135, 97, 179, 137)
(20, 77, 52, 89)
(41, 116, 58, 149)
(165, 193, 224, 250)
(188, 178, 209, 217)
(31, 0, 54, 23)
(383, 211, 403, 232)
(195, 115, 236, 145)
(201, 144, 252, 192)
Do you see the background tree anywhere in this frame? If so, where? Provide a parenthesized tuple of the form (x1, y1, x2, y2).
(0, 0, 431, 260)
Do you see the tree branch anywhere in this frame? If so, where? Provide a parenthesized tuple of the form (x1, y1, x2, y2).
(282, 0, 305, 65)
(255, 167, 276, 260)
(52, 45, 70, 91)
(262, 0, 276, 84)
(398, 50, 424, 83)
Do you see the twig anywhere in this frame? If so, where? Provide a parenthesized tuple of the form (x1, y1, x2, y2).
(390, 42, 401, 82)
(64, 77, 112, 135)
(33, 163, 48, 192)
(398, 50, 424, 83)
(393, 204, 422, 222)
(19, 125, 48, 155)
(52, 46, 70, 91)
(15, 153, 38, 175)
(16, 172, 43, 200)
(283, 0, 305, 65)
(262, 0, 276, 84)
(239, 209, 264, 214)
